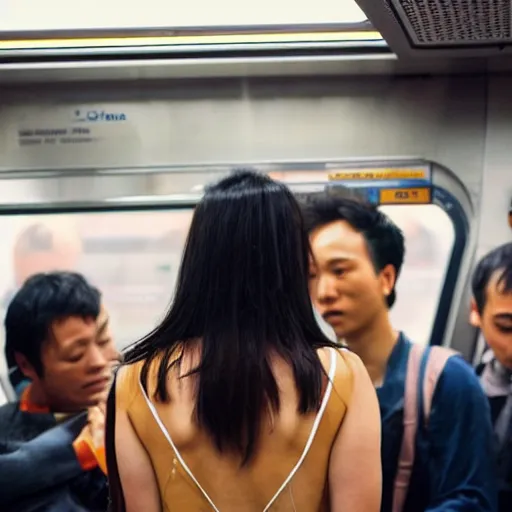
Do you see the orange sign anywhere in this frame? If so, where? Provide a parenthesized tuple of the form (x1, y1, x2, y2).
(379, 188, 431, 204)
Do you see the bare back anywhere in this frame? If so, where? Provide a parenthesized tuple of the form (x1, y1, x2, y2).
(114, 346, 381, 511)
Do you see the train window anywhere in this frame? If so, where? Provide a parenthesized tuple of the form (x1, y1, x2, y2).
(0, 199, 453, 378)
(0, 210, 194, 381)
(381, 204, 455, 346)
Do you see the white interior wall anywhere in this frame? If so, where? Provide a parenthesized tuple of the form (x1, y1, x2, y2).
(478, 75, 512, 258)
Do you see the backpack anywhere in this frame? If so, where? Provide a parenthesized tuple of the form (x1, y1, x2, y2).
(392, 344, 458, 512)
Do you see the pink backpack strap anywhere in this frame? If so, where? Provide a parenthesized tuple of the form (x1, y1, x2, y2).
(392, 344, 458, 512)
(392, 343, 423, 512)
(422, 346, 458, 423)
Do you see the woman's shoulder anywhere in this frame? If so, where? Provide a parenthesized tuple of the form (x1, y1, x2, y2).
(115, 360, 145, 402)
(316, 346, 367, 406)
(115, 347, 184, 397)
(316, 345, 364, 374)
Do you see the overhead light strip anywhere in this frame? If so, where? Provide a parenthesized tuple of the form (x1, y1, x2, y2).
(0, 31, 383, 50)
(0, 0, 369, 30)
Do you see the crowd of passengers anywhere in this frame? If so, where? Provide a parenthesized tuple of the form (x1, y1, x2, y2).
(0, 169, 510, 512)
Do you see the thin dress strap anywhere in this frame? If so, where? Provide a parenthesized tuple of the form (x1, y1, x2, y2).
(139, 347, 338, 511)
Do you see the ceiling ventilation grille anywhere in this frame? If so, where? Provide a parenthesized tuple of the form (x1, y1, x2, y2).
(389, 0, 512, 46)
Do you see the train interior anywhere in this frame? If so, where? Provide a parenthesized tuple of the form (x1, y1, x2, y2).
(0, 0, 511, 404)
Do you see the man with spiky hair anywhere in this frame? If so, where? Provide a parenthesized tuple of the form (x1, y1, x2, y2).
(300, 188, 497, 512)
(472, 242, 512, 512)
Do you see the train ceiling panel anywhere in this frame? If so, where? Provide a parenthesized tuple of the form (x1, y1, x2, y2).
(356, 0, 512, 57)
(3, 0, 512, 81)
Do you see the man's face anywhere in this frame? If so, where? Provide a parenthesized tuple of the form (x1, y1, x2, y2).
(20, 306, 119, 411)
(472, 271, 512, 370)
(309, 220, 395, 340)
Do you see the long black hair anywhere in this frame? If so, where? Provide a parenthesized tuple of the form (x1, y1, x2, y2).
(124, 169, 337, 464)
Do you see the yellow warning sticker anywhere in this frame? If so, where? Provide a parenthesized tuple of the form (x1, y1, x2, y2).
(328, 168, 429, 181)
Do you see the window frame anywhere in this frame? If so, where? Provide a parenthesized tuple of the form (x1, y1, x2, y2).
(429, 186, 469, 346)
(0, 160, 470, 350)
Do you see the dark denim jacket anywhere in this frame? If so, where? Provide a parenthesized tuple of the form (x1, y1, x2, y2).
(0, 402, 108, 511)
(377, 334, 498, 512)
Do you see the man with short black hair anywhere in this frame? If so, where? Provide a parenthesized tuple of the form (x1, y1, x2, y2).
(471, 242, 512, 511)
(0, 271, 118, 511)
(300, 189, 497, 512)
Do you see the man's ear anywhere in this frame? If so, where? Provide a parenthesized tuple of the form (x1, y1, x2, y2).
(14, 352, 38, 381)
(380, 264, 396, 300)
(469, 298, 481, 328)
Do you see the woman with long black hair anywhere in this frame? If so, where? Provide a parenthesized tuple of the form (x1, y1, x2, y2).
(106, 170, 381, 511)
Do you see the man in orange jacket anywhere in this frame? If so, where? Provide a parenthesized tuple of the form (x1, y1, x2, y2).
(0, 272, 118, 510)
